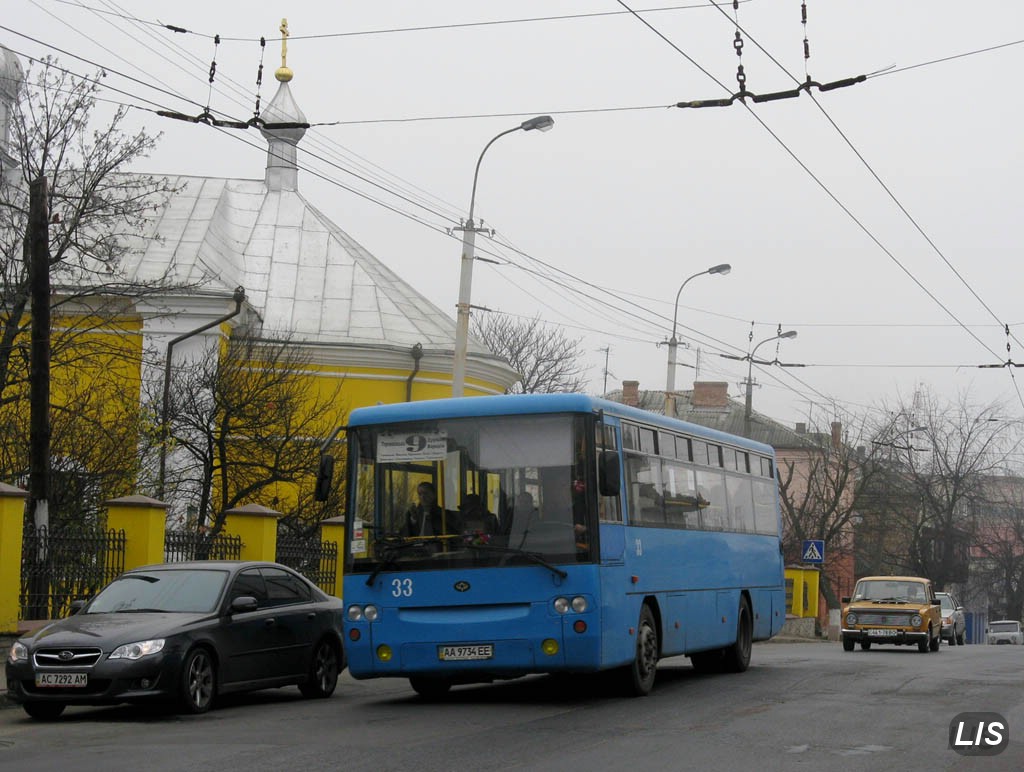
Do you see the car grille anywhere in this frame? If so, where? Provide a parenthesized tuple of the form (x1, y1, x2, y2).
(856, 612, 915, 626)
(33, 647, 103, 668)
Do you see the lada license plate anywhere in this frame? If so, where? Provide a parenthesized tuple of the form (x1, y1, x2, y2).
(438, 644, 494, 661)
(867, 629, 898, 637)
(35, 672, 88, 687)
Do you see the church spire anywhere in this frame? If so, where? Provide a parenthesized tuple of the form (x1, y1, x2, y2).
(260, 18, 307, 191)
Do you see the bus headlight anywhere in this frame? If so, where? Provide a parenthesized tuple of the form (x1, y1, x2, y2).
(348, 604, 380, 622)
(845, 612, 857, 626)
(376, 644, 393, 662)
(554, 596, 588, 614)
(541, 639, 559, 655)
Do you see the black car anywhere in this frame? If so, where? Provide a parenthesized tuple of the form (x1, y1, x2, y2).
(5, 561, 345, 720)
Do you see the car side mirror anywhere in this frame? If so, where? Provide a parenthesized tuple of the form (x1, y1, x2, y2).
(69, 599, 88, 615)
(230, 596, 259, 614)
(841, 596, 851, 604)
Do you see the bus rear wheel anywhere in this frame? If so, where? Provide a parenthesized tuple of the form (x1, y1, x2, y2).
(722, 597, 753, 673)
(619, 604, 659, 696)
(409, 677, 452, 700)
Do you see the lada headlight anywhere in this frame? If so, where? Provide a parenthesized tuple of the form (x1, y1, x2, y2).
(845, 611, 858, 626)
(910, 614, 923, 627)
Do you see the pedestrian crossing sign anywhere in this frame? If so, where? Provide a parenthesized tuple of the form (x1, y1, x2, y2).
(801, 539, 825, 564)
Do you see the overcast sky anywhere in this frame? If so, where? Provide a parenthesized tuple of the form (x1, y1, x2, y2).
(6, 1, 1024, 432)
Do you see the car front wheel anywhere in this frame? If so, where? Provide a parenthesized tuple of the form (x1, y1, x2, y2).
(179, 647, 216, 714)
(23, 701, 65, 721)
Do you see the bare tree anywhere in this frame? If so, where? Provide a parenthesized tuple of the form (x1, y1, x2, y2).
(777, 416, 886, 608)
(0, 56, 180, 408)
(871, 389, 1015, 591)
(155, 330, 346, 536)
(472, 314, 587, 393)
(970, 476, 1024, 621)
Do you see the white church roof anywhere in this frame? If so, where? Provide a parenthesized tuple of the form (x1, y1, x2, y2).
(121, 175, 489, 354)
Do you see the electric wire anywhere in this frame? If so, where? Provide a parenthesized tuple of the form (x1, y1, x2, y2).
(9, 9, 1024, 415)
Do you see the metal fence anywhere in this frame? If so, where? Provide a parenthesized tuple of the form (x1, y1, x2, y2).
(164, 530, 243, 562)
(276, 534, 338, 595)
(20, 526, 126, 620)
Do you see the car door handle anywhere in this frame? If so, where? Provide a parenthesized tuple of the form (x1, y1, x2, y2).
(265, 618, 276, 627)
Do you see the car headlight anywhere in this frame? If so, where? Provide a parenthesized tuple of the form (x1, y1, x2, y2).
(7, 641, 28, 664)
(910, 614, 923, 627)
(845, 612, 857, 626)
(109, 639, 165, 660)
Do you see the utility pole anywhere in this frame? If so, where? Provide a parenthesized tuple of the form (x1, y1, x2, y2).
(26, 176, 51, 619)
(27, 177, 51, 531)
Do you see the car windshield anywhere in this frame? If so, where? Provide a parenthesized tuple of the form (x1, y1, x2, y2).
(990, 622, 1021, 633)
(936, 593, 955, 612)
(86, 569, 230, 613)
(852, 579, 928, 603)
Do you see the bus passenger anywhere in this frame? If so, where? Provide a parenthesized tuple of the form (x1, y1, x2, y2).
(459, 494, 499, 535)
(404, 482, 462, 536)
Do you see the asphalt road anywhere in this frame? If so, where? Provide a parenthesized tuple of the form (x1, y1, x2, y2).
(2, 640, 1022, 772)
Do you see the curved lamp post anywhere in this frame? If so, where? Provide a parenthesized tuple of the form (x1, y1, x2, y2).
(664, 263, 731, 414)
(452, 115, 554, 397)
(744, 330, 797, 436)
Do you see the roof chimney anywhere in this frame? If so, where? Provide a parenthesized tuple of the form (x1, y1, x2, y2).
(692, 381, 729, 408)
(831, 421, 842, 450)
(795, 422, 806, 434)
(622, 380, 639, 407)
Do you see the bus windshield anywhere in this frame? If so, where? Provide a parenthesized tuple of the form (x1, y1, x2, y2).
(346, 413, 595, 574)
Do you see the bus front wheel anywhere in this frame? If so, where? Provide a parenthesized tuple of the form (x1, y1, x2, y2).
(619, 604, 659, 696)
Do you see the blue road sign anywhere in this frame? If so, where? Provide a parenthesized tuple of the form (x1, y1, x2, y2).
(802, 539, 825, 564)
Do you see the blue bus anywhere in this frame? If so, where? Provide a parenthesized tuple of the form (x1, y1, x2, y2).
(337, 393, 785, 696)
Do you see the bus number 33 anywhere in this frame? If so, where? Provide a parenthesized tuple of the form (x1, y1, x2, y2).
(392, 578, 413, 597)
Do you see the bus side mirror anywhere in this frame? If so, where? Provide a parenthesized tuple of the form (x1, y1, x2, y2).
(599, 450, 620, 497)
(315, 454, 335, 502)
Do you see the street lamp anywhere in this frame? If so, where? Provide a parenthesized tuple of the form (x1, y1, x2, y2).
(452, 115, 555, 397)
(664, 263, 731, 414)
(744, 330, 797, 436)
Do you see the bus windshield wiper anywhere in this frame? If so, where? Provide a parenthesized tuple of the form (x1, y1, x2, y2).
(464, 543, 568, 579)
(364, 538, 445, 586)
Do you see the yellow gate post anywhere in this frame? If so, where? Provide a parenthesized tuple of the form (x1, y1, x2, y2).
(222, 504, 280, 561)
(0, 483, 27, 634)
(104, 495, 169, 571)
(319, 515, 345, 598)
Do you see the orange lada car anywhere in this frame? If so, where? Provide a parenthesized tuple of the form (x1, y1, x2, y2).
(841, 575, 942, 653)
